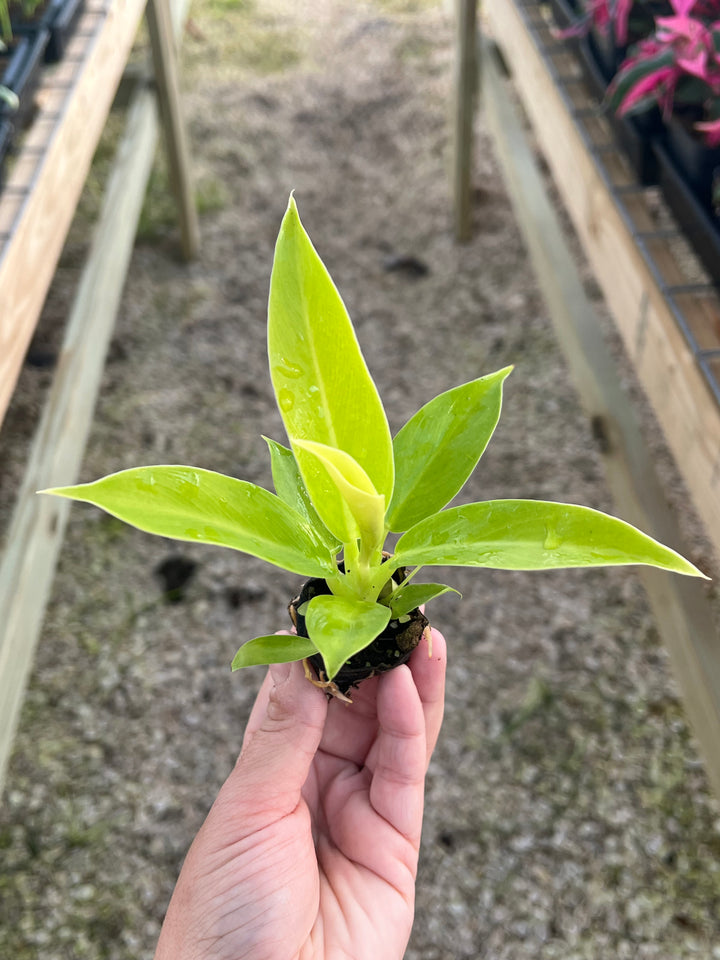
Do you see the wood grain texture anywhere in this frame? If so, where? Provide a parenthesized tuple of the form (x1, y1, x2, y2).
(0, 0, 148, 428)
(146, 0, 200, 260)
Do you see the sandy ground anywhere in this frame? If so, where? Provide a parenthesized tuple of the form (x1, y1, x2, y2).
(1, 0, 720, 957)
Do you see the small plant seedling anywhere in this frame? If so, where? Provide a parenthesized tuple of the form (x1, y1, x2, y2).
(42, 196, 707, 699)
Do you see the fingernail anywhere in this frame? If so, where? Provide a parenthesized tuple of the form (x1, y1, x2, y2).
(269, 661, 292, 686)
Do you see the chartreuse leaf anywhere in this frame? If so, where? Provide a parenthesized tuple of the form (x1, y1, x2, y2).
(394, 500, 707, 577)
(386, 582, 460, 620)
(231, 634, 317, 670)
(306, 594, 391, 680)
(293, 439, 385, 550)
(263, 437, 340, 553)
(268, 196, 394, 513)
(386, 367, 512, 532)
(42, 466, 335, 579)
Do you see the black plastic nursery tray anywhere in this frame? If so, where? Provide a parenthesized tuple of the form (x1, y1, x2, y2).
(0, 30, 49, 132)
(13, 0, 87, 63)
(0, 119, 13, 188)
(577, 37, 661, 185)
(654, 140, 720, 286)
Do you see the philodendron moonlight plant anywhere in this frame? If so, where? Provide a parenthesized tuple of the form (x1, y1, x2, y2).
(42, 196, 706, 700)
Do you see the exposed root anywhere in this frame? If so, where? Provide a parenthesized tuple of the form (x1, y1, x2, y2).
(302, 658, 354, 703)
(424, 624, 433, 658)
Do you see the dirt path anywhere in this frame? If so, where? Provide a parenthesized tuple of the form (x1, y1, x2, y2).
(1, 1, 719, 957)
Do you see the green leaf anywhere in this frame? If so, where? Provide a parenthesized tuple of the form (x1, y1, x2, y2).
(386, 367, 512, 532)
(263, 436, 340, 552)
(42, 466, 335, 578)
(386, 582, 460, 620)
(231, 634, 317, 670)
(293, 439, 385, 549)
(394, 500, 707, 577)
(305, 594, 391, 680)
(268, 196, 394, 510)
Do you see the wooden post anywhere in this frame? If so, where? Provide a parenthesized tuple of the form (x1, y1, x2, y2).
(146, 0, 200, 261)
(453, 0, 477, 242)
(481, 39, 720, 800)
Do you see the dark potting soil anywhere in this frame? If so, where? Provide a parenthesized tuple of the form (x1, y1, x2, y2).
(289, 571, 429, 696)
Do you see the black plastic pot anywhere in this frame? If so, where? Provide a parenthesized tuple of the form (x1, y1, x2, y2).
(12, 0, 86, 63)
(0, 30, 48, 131)
(663, 115, 720, 210)
(546, 0, 580, 31)
(577, 37, 661, 185)
(587, 25, 626, 84)
(654, 137, 720, 285)
(0, 118, 13, 189)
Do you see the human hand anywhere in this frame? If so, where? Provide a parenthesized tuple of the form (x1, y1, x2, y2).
(153, 626, 446, 960)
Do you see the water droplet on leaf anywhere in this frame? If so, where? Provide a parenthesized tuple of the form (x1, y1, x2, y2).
(275, 361, 304, 379)
(279, 389, 294, 412)
(543, 525, 561, 550)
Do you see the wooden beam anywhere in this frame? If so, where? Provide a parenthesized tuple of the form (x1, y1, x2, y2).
(146, 0, 200, 261)
(482, 40, 720, 799)
(452, 0, 477, 242)
(0, 0, 148, 429)
(485, 0, 720, 573)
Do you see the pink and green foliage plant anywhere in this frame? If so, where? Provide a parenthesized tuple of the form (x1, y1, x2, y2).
(608, 0, 720, 144)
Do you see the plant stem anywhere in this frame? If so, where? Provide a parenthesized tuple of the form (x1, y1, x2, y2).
(0, 2, 12, 45)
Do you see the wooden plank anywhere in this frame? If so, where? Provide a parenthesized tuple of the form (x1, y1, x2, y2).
(146, 0, 200, 261)
(0, 0, 148, 429)
(452, 0, 477, 242)
(482, 40, 720, 799)
(485, 0, 720, 564)
(0, 87, 159, 792)
(0, 0, 194, 796)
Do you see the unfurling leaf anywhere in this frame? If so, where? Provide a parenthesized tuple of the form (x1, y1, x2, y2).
(268, 196, 394, 504)
(394, 500, 707, 577)
(293, 439, 385, 550)
(387, 367, 512, 532)
(43, 466, 335, 578)
(264, 437, 340, 552)
(305, 594, 391, 680)
(231, 634, 317, 670)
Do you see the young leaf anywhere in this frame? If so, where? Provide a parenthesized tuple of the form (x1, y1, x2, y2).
(231, 634, 317, 670)
(263, 436, 340, 552)
(394, 500, 707, 577)
(42, 466, 336, 578)
(386, 367, 512, 532)
(386, 582, 460, 620)
(293, 439, 385, 550)
(305, 594, 391, 680)
(268, 196, 394, 504)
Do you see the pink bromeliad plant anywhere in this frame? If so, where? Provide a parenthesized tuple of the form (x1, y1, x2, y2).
(607, 0, 720, 144)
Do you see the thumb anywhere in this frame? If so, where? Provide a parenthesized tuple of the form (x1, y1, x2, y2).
(225, 660, 328, 823)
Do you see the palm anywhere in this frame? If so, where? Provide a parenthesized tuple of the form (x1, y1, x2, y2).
(154, 631, 445, 960)
(298, 681, 425, 958)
